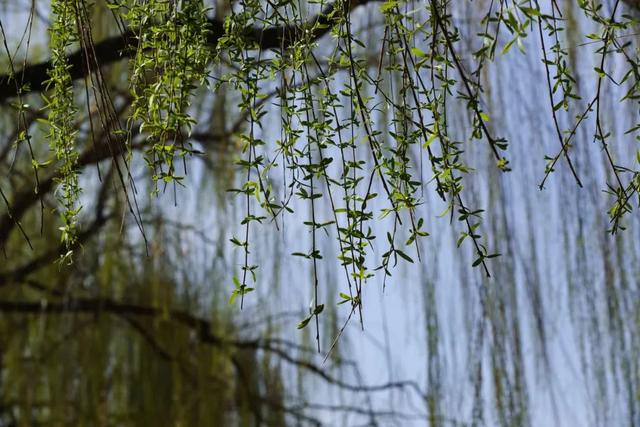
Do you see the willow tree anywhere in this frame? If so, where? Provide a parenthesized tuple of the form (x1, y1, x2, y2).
(1, 0, 640, 425)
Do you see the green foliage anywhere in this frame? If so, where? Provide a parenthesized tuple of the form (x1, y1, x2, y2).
(46, 0, 81, 256)
(125, 0, 210, 191)
(30, 0, 640, 332)
(0, 216, 287, 426)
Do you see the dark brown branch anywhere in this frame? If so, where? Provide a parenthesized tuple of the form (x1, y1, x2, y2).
(0, 0, 379, 103)
(0, 296, 224, 342)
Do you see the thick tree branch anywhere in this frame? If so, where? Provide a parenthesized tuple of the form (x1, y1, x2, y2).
(0, 0, 379, 102)
(0, 297, 224, 343)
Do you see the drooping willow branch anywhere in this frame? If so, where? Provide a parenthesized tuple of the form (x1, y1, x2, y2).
(0, 0, 381, 103)
(2, 0, 640, 355)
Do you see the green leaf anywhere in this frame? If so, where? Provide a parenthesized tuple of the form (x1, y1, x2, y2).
(396, 250, 414, 263)
(313, 304, 325, 315)
(411, 47, 427, 58)
(519, 7, 540, 17)
(229, 290, 239, 305)
(380, 0, 398, 13)
(501, 38, 517, 55)
(297, 316, 312, 329)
